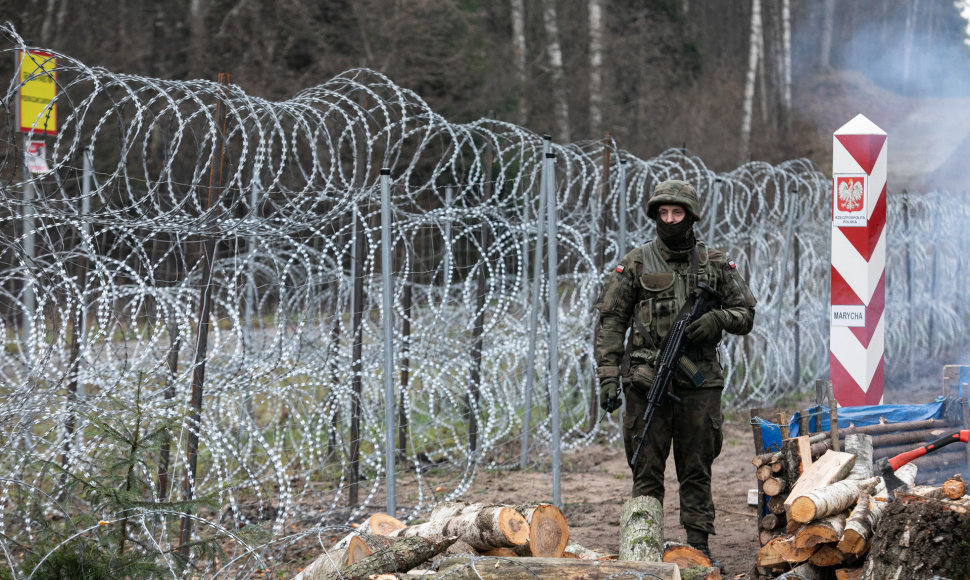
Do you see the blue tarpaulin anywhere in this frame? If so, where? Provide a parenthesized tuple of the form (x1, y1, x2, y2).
(753, 397, 949, 454)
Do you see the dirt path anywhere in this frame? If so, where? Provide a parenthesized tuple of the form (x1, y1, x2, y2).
(471, 418, 761, 577)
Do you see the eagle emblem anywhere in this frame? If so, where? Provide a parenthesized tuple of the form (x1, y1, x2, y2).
(836, 177, 864, 213)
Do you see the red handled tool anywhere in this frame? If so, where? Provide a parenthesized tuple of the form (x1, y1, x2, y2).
(875, 430, 970, 496)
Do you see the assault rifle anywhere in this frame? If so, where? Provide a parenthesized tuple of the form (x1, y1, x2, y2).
(628, 282, 724, 469)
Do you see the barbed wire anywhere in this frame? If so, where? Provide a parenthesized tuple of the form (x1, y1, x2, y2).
(2, 22, 968, 578)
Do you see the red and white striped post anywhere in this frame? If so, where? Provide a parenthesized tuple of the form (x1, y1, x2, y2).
(829, 114, 887, 406)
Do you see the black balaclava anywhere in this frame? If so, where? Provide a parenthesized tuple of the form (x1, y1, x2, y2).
(656, 209, 696, 252)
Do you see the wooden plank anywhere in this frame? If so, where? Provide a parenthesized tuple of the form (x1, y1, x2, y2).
(784, 450, 855, 511)
(796, 435, 813, 473)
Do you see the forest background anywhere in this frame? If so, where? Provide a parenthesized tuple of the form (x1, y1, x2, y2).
(5, 0, 970, 179)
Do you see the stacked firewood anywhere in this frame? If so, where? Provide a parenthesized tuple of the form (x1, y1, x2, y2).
(292, 501, 704, 580)
(752, 426, 970, 579)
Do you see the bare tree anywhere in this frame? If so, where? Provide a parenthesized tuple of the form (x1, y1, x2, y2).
(40, 0, 67, 45)
(541, 0, 570, 143)
(511, 0, 528, 127)
(739, 0, 762, 166)
(780, 0, 792, 135)
(902, 0, 921, 94)
(819, 0, 835, 69)
(188, 0, 208, 78)
(588, 0, 604, 135)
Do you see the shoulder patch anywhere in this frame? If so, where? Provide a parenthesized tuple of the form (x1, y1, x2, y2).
(728, 260, 737, 269)
(615, 264, 624, 273)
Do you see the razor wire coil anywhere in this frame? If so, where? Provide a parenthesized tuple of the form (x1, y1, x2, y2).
(2, 23, 969, 577)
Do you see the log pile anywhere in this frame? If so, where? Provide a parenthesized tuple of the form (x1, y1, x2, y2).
(292, 501, 715, 580)
(750, 409, 970, 579)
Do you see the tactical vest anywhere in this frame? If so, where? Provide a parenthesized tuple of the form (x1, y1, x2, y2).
(628, 240, 721, 371)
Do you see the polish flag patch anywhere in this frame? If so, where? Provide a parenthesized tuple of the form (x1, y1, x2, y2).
(615, 264, 624, 273)
(728, 260, 737, 269)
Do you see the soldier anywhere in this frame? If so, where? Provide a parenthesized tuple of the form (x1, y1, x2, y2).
(594, 179, 756, 572)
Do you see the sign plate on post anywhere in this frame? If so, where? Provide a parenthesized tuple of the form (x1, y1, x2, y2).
(17, 49, 57, 135)
(831, 305, 865, 327)
(833, 174, 867, 227)
(25, 140, 49, 174)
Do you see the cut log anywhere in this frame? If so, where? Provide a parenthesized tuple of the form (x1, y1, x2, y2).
(360, 513, 407, 536)
(783, 450, 856, 513)
(429, 539, 478, 569)
(767, 494, 788, 515)
(436, 556, 683, 579)
(619, 496, 664, 562)
(808, 543, 850, 567)
(662, 541, 713, 570)
(763, 476, 789, 496)
(392, 504, 528, 551)
(760, 513, 783, 531)
(345, 535, 372, 563)
(760, 529, 783, 546)
(429, 501, 473, 520)
(293, 546, 355, 580)
(842, 434, 873, 480)
(512, 503, 569, 557)
(838, 493, 874, 556)
(834, 567, 863, 580)
(841, 418, 951, 436)
(331, 514, 407, 552)
(789, 476, 880, 523)
(943, 474, 967, 499)
(757, 534, 818, 567)
(563, 541, 610, 560)
(317, 536, 455, 580)
(793, 512, 847, 549)
(861, 494, 970, 579)
(781, 436, 810, 481)
(909, 484, 946, 500)
(776, 561, 825, 579)
(479, 547, 518, 557)
(756, 464, 774, 482)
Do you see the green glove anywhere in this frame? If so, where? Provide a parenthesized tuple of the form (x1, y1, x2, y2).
(686, 311, 725, 344)
(599, 377, 621, 413)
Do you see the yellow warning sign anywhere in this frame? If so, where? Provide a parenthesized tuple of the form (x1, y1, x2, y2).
(18, 50, 57, 135)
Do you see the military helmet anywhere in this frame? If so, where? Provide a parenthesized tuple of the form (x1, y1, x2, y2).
(646, 179, 701, 221)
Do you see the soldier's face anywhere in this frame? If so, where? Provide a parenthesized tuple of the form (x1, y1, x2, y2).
(657, 204, 686, 224)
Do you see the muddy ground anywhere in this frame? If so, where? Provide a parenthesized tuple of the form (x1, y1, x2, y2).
(469, 418, 762, 578)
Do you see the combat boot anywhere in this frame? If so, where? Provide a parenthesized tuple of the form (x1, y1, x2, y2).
(688, 543, 725, 575)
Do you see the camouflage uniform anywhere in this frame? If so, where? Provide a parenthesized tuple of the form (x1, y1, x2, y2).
(594, 181, 756, 541)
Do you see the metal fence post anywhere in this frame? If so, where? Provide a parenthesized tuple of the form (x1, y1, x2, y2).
(380, 168, 396, 516)
(520, 136, 549, 469)
(545, 149, 562, 508)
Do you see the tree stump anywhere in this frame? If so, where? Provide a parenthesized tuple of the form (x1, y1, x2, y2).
(861, 494, 970, 579)
(619, 495, 664, 562)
